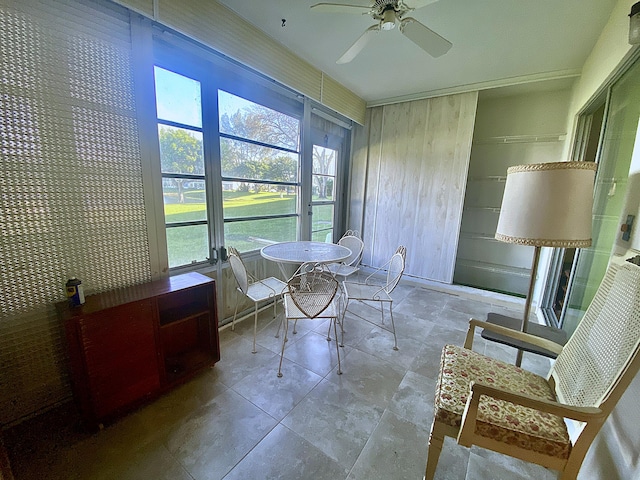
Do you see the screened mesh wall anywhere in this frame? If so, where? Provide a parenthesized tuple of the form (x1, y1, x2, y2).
(0, 0, 152, 424)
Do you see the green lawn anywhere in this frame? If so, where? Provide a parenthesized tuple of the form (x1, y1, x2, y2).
(164, 191, 333, 266)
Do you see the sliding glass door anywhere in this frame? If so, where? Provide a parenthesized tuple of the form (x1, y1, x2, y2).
(562, 57, 640, 334)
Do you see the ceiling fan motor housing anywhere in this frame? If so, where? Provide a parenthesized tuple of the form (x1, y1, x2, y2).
(380, 9, 397, 29)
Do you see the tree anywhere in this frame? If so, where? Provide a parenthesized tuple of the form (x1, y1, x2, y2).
(158, 99, 300, 202)
(219, 104, 299, 184)
(312, 146, 335, 199)
(159, 127, 203, 203)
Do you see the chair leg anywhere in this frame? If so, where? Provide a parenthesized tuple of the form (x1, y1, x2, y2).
(273, 295, 278, 320)
(277, 318, 289, 378)
(232, 290, 239, 331)
(389, 301, 398, 351)
(340, 298, 350, 347)
(275, 296, 283, 339)
(252, 302, 258, 354)
(333, 317, 342, 375)
(424, 422, 445, 480)
(337, 293, 345, 347)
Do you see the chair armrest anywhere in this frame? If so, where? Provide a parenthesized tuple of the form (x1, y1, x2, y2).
(457, 380, 604, 447)
(464, 319, 564, 356)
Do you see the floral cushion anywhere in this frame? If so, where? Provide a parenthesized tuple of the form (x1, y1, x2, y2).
(434, 344, 571, 459)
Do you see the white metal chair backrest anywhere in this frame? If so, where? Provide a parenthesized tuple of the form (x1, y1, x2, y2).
(338, 230, 364, 267)
(228, 246, 249, 295)
(384, 245, 407, 294)
(287, 263, 338, 318)
(551, 261, 640, 408)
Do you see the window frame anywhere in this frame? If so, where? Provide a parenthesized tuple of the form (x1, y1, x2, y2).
(217, 89, 303, 250)
(152, 44, 310, 270)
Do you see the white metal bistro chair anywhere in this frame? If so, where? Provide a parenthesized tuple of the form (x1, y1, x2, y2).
(341, 245, 407, 350)
(228, 246, 287, 354)
(278, 263, 342, 377)
(326, 230, 364, 281)
(424, 260, 640, 480)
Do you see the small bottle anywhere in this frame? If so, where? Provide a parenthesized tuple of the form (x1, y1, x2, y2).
(66, 278, 85, 306)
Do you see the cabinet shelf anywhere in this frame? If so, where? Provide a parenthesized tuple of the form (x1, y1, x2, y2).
(159, 304, 210, 327)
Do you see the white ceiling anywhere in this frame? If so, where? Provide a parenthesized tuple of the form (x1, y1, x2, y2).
(217, 0, 618, 105)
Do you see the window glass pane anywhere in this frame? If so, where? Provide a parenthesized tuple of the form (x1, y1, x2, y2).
(158, 125, 204, 175)
(223, 182, 297, 219)
(312, 175, 334, 202)
(220, 137, 298, 182)
(163, 178, 207, 223)
(225, 217, 297, 252)
(313, 146, 336, 175)
(166, 224, 209, 268)
(312, 204, 334, 242)
(312, 229, 334, 242)
(218, 90, 300, 150)
(154, 67, 202, 128)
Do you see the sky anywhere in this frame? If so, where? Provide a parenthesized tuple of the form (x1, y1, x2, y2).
(154, 66, 252, 129)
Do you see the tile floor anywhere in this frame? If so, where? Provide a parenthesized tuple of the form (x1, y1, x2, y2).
(5, 277, 560, 480)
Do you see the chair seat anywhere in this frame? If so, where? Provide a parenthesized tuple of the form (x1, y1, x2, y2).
(245, 277, 287, 303)
(342, 281, 392, 302)
(435, 344, 571, 459)
(284, 293, 339, 320)
(326, 263, 359, 277)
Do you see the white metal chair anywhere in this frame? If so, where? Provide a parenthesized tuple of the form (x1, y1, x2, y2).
(341, 245, 407, 350)
(278, 263, 342, 377)
(228, 246, 287, 354)
(424, 260, 640, 480)
(326, 230, 364, 281)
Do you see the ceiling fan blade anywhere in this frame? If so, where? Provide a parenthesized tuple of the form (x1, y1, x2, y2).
(337, 25, 380, 64)
(407, 0, 440, 9)
(310, 3, 372, 14)
(400, 17, 452, 57)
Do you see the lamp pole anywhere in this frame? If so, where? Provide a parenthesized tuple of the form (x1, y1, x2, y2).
(517, 245, 541, 367)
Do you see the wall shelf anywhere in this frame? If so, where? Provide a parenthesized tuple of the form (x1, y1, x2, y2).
(463, 206, 501, 213)
(473, 133, 566, 145)
(467, 176, 506, 182)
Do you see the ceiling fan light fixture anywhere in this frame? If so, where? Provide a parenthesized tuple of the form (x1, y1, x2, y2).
(380, 9, 396, 30)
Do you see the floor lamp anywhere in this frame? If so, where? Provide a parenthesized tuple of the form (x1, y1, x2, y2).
(482, 161, 597, 366)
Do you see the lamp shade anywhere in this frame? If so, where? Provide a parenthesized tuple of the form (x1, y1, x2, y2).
(495, 162, 597, 248)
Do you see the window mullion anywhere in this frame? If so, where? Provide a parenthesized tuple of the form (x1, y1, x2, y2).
(202, 78, 224, 261)
(300, 97, 313, 240)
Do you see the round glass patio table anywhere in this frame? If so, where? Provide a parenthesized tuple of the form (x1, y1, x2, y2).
(261, 241, 351, 278)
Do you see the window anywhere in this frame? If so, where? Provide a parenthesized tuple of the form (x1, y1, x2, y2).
(151, 39, 352, 270)
(311, 144, 337, 242)
(154, 66, 209, 268)
(153, 58, 313, 268)
(218, 90, 301, 252)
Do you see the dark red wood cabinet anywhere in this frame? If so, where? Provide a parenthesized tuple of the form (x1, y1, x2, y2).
(56, 272, 220, 429)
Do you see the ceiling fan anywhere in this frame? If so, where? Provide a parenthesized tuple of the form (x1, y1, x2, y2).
(311, 0, 452, 64)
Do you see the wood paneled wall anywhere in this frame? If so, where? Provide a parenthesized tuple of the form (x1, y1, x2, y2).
(350, 92, 478, 283)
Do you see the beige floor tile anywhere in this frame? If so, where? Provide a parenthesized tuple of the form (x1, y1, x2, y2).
(5, 280, 564, 480)
(347, 410, 430, 480)
(281, 378, 384, 470)
(222, 424, 348, 479)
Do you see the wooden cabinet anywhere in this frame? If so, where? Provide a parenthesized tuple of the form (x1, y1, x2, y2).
(56, 272, 219, 429)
